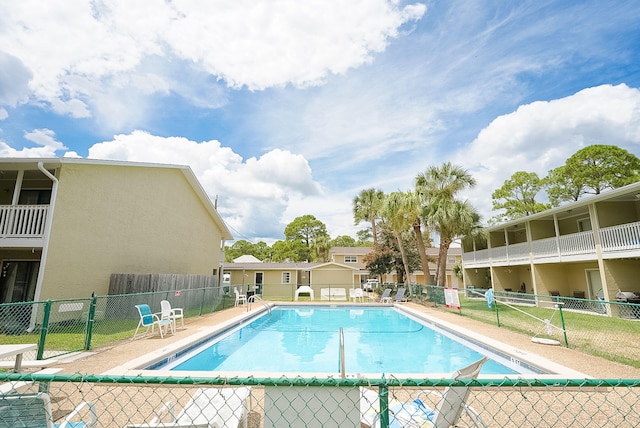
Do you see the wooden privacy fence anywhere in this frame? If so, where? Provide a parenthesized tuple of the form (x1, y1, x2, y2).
(108, 273, 219, 295)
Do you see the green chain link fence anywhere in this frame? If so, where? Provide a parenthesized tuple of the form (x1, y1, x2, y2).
(0, 372, 638, 427)
(0, 287, 237, 362)
(406, 285, 640, 370)
(2, 284, 639, 369)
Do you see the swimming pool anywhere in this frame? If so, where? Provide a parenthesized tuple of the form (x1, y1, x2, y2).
(149, 306, 540, 375)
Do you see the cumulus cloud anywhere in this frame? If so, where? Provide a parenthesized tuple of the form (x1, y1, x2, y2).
(0, 0, 426, 129)
(0, 128, 67, 157)
(88, 131, 323, 240)
(454, 84, 640, 222)
(0, 51, 31, 109)
(165, 0, 426, 89)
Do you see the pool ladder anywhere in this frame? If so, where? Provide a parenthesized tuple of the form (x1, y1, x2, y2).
(247, 295, 271, 315)
(339, 327, 345, 378)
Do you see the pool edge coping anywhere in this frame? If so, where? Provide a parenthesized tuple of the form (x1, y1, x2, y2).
(105, 303, 590, 379)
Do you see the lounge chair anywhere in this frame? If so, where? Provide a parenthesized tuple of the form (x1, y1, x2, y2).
(394, 287, 407, 303)
(362, 357, 488, 427)
(127, 387, 251, 428)
(0, 392, 97, 427)
(160, 300, 184, 333)
(378, 288, 392, 303)
(134, 304, 172, 338)
(234, 288, 247, 306)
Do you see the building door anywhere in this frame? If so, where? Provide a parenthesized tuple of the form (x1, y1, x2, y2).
(586, 269, 602, 299)
(0, 260, 40, 303)
(254, 272, 264, 295)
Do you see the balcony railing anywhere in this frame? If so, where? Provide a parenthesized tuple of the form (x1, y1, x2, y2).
(0, 205, 49, 239)
(600, 221, 640, 252)
(558, 230, 595, 256)
(464, 221, 640, 266)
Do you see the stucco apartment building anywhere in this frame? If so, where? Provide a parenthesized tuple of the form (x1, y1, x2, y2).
(329, 246, 462, 287)
(0, 158, 232, 304)
(461, 181, 640, 316)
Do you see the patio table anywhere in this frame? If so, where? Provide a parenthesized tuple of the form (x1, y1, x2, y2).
(0, 343, 37, 372)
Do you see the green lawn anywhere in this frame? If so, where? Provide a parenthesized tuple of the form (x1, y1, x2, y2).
(435, 296, 640, 369)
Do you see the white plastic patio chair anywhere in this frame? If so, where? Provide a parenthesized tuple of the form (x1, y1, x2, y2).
(160, 300, 184, 333)
(234, 288, 247, 306)
(363, 357, 489, 428)
(127, 387, 251, 428)
(0, 392, 97, 427)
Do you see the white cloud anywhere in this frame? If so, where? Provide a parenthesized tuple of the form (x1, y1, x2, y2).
(454, 84, 640, 222)
(0, 51, 31, 109)
(165, 0, 426, 90)
(0, 128, 66, 157)
(0, 0, 426, 129)
(87, 131, 323, 240)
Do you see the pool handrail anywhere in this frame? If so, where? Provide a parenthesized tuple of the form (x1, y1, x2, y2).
(247, 295, 271, 315)
(339, 327, 345, 379)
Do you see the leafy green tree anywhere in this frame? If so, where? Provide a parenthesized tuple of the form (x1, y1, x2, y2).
(376, 221, 420, 284)
(417, 162, 478, 287)
(363, 246, 395, 278)
(547, 145, 640, 204)
(353, 188, 385, 246)
(270, 239, 306, 262)
(224, 240, 271, 262)
(284, 214, 329, 261)
(331, 235, 357, 247)
(545, 165, 584, 206)
(356, 228, 373, 245)
(491, 171, 551, 221)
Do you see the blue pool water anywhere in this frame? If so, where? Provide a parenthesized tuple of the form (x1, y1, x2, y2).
(158, 306, 533, 375)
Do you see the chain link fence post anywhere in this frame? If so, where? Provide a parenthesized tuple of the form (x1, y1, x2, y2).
(36, 300, 52, 360)
(199, 287, 206, 316)
(557, 302, 569, 347)
(84, 294, 98, 351)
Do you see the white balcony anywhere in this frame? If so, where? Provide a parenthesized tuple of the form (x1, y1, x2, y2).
(463, 221, 640, 267)
(0, 205, 49, 246)
(600, 222, 640, 252)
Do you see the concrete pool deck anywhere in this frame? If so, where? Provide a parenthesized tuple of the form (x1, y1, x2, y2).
(53, 302, 640, 379)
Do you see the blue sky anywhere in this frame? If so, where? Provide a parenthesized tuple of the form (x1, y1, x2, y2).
(1, 0, 640, 243)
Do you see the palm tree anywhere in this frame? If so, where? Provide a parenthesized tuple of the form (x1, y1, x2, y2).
(353, 188, 385, 246)
(416, 163, 477, 287)
(401, 190, 431, 285)
(311, 235, 331, 262)
(381, 191, 413, 295)
(424, 199, 480, 286)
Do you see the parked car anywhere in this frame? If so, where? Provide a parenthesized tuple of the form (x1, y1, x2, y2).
(363, 279, 379, 292)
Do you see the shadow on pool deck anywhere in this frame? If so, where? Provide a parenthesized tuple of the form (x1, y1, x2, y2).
(54, 302, 640, 379)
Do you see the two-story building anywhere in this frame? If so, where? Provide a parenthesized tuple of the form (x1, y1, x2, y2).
(461, 181, 640, 315)
(0, 158, 232, 304)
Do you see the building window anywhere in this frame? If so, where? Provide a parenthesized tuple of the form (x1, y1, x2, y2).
(19, 189, 51, 205)
(282, 272, 291, 284)
(344, 256, 357, 263)
(577, 218, 592, 232)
